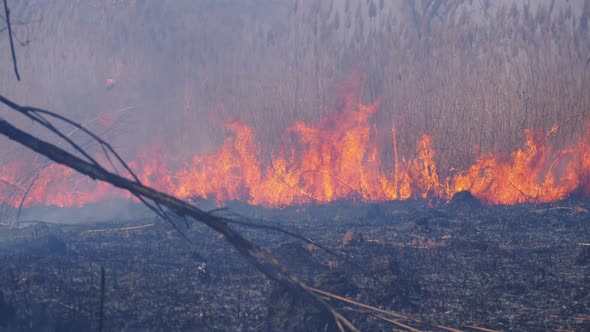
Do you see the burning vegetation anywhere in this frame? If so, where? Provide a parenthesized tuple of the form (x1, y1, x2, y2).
(1, 1, 590, 331)
(1, 1, 590, 210)
(1, 72, 590, 208)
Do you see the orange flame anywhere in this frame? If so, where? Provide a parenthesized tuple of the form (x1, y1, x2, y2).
(105, 62, 123, 90)
(2, 75, 590, 208)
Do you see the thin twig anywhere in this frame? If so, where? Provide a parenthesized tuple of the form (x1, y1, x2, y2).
(269, 154, 319, 204)
(464, 326, 500, 332)
(311, 286, 467, 331)
(4, 106, 134, 221)
(15, 172, 39, 225)
(546, 112, 588, 138)
(98, 266, 105, 332)
(3, 0, 20, 80)
(81, 223, 155, 234)
(507, 179, 537, 204)
(373, 314, 423, 332)
(308, 285, 410, 321)
(300, 169, 367, 200)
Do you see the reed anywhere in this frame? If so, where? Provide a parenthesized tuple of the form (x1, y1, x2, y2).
(1, 0, 588, 175)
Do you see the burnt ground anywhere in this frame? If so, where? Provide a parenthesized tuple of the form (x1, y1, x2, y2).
(0, 195, 589, 331)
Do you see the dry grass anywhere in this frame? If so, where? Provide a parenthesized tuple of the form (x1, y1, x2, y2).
(1, 0, 589, 175)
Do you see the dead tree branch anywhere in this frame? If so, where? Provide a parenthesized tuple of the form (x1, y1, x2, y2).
(3, 0, 20, 80)
(0, 94, 358, 331)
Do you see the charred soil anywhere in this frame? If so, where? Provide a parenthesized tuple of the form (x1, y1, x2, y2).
(0, 196, 589, 331)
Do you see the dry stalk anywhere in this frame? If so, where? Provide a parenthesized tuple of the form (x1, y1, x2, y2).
(464, 326, 501, 332)
(373, 314, 423, 332)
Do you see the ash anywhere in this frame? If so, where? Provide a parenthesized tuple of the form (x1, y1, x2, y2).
(0, 196, 589, 331)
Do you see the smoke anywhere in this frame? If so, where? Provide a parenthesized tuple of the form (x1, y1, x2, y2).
(1, 1, 589, 221)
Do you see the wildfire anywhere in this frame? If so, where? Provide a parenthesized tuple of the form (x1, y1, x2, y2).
(2, 75, 590, 208)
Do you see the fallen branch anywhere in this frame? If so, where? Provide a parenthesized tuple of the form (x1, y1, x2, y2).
(0, 96, 358, 331)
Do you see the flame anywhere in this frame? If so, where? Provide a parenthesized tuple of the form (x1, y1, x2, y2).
(2, 75, 590, 208)
(105, 62, 123, 90)
(450, 126, 590, 204)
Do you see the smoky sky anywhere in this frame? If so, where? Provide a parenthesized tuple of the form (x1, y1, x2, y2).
(0, 0, 588, 162)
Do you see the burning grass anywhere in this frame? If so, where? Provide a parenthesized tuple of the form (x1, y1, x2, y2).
(2, 0, 590, 213)
(2, 73, 589, 210)
(1, 1, 590, 331)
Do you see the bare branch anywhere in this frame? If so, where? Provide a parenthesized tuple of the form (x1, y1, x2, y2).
(3, 0, 20, 80)
(0, 95, 359, 331)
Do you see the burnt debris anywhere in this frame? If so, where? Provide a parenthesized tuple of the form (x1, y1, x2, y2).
(0, 199, 588, 331)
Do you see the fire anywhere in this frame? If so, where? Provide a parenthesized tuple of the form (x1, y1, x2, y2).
(2, 75, 590, 208)
(450, 126, 590, 205)
(0, 160, 113, 208)
(105, 62, 122, 90)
